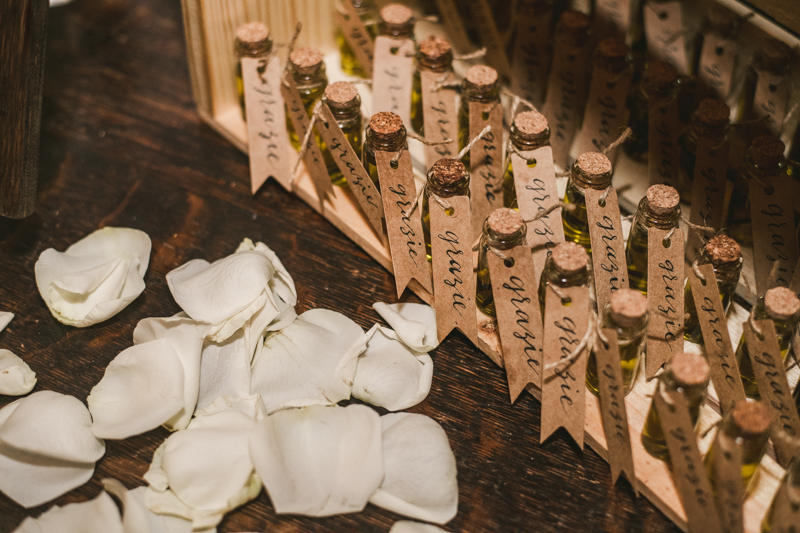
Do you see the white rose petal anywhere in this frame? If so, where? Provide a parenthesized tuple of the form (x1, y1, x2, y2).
(88, 339, 186, 439)
(103, 479, 201, 533)
(389, 521, 449, 533)
(34, 227, 151, 327)
(373, 302, 438, 353)
(370, 413, 458, 525)
(13, 491, 123, 533)
(196, 330, 252, 410)
(351, 325, 433, 411)
(250, 309, 367, 414)
(0, 349, 37, 396)
(0, 311, 13, 333)
(249, 404, 384, 517)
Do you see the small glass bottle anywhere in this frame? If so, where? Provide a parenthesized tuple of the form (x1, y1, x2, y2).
(676, 98, 730, 204)
(726, 135, 787, 247)
(378, 3, 416, 41)
(476, 209, 528, 317)
(458, 66, 501, 169)
(683, 235, 743, 343)
(285, 47, 328, 151)
(626, 184, 681, 295)
(537, 241, 590, 317)
(761, 453, 800, 532)
(562, 152, 613, 252)
(235, 22, 273, 120)
(624, 61, 679, 162)
(411, 36, 453, 135)
(641, 352, 711, 461)
(336, 0, 379, 78)
(692, 4, 739, 99)
(503, 111, 550, 209)
(586, 289, 649, 396)
(740, 38, 792, 127)
(362, 111, 407, 191)
(704, 400, 771, 493)
(795, 372, 800, 418)
(422, 158, 471, 261)
(736, 286, 800, 399)
(321, 82, 363, 187)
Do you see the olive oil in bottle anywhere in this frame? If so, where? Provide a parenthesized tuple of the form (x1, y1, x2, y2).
(321, 82, 363, 187)
(362, 111, 407, 191)
(761, 453, 800, 532)
(676, 98, 730, 204)
(458, 66, 501, 169)
(285, 48, 328, 151)
(421, 158, 471, 261)
(641, 352, 711, 461)
(562, 152, 613, 252)
(411, 36, 453, 135)
(476, 209, 528, 317)
(625, 184, 681, 295)
(704, 400, 771, 492)
(736, 286, 800, 399)
(336, 0, 378, 77)
(624, 61, 679, 162)
(235, 22, 273, 119)
(684, 235, 742, 342)
(503, 111, 551, 209)
(537, 241, 590, 317)
(586, 289, 648, 396)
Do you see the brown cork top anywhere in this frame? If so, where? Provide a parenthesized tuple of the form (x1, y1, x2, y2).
(646, 185, 680, 215)
(488, 208, 524, 237)
(465, 65, 499, 90)
(514, 111, 548, 136)
(236, 22, 270, 44)
(575, 152, 613, 178)
(598, 38, 629, 60)
(646, 61, 678, 92)
(731, 401, 771, 438)
(670, 352, 711, 387)
(707, 5, 737, 34)
(380, 4, 413, 25)
(705, 235, 741, 265)
(750, 135, 785, 169)
(289, 47, 324, 75)
(609, 289, 648, 327)
(697, 99, 730, 127)
(324, 82, 360, 109)
(764, 287, 800, 322)
(430, 158, 467, 185)
(561, 10, 591, 33)
(758, 38, 791, 63)
(369, 111, 404, 136)
(418, 35, 451, 60)
(551, 242, 588, 275)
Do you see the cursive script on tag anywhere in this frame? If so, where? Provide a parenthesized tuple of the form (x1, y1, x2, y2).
(686, 136, 729, 264)
(433, 0, 472, 53)
(648, 97, 681, 189)
(712, 430, 744, 533)
(420, 70, 459, 168)
(469, 101, 505, 238)
(646, 227, 685, 378)
(466, 0, 512, 81)
(642, 0, 689, 74)
(509, 8, 553, 108)
(373, 37, 415, 128)
(575, 67, 632, 163)
(334, 1, 374, 77)
(750, 177, 798, 296)
(594, 0, 632, 40)
(586, 188, 629, 313)
(697, 33, 736, 101)
(753, 71, 790, 137)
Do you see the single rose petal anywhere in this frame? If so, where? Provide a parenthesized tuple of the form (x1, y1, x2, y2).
(13, 491, 123, 533)
(0, 349, 37, 396)
(103, 479, 196, 533)
(0, 450, 96, 509)
(389, 521, 449, 533)
(196, 329, 251, 410)
(373, 302, 438, 353)
(0, 311, 13, 333)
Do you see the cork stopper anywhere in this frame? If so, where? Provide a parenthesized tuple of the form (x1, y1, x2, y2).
(560, 10, 591, 34)
(697, 99, 730, 128)
(369, 111, 404, 141)
(488, 208, 524, 238)
(609, 289, 648, 327)
(465, 65, 499, 91)
(645, 61, 678, 93)
(380, 3, 413, 25)
(705, 235, 741, 265)
(707, 4, 737, 35)
(598, 38, 629, 60)
(646, 185, 680, 216)
(551, 242, 588, 275)
(764, 287, 800, 322)
(575, 152, 613, 178)
(236, 22, 270, 45)
(756, 38, 792, 72)
(750, 135, 785, 169)
(324, 82, 360, 109)
(430, 158, 467, 186)
(289, 47, 324, 75)
(731, 401, 771, 438)
(418, 35, 452, 61)
(670, 352, 711, 387)
(514, 111, 548, 137)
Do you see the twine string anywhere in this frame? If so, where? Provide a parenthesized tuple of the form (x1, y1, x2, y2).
(403, 185, 425, 218)
(407, 131, 454, 146)
(523, 202, 574, 224)
(691, 260, 706, 283)
(501, 88, 538, 113)
(602, 127, 632, 156)
(454, 48, 487, 61)
(290, 101, 322, 186)
(458, 125, 492, 159)
(544, 310, 594, 372)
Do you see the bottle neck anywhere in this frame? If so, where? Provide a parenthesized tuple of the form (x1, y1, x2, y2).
(481, 221, 527, 251)
(379, 20, 414, 39)
(698, 250, 742, 286)
(291, 64, 327, 90)
(633, 197, 681, 230)
(236, 38, 273, 58)
(426, 170, 470, 198)
(660, 369, 708, 404)
(541, 255, 589, 288)
(461, 83, 501, 104)
(601, 303, 648, 339)
(570, 167, 612, 191)
(742, 152, 786, 181)
(510, 124, 550, 151)
(366, 126, 406, 153)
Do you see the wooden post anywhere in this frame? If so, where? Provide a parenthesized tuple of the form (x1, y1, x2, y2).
(0, 0, 48, 219)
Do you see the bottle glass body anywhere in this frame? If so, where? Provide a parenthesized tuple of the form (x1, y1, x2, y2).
(458, 84, 500, 168)
(476, 222, 528, 317)
(285, 66, 328, 151)
(761, 455, 800, 532)
(704, 417, 770, 493)
(726, 154, 786, 247)
(362, 127, 406, 192)
(421, 172, 470, 262)
(502, 127, 550, 209)
(336, 0, 378, 77)
(585, 304, 648, 396)
(683, 254, 742, 342)
(235, 39, 273, 119)
(562, 168, 613, 253)
(324, 106, 363, 187)
(625, 198, 681, 294)
(536, 255, 590, 318)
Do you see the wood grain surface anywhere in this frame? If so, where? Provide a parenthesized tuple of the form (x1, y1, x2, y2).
(0, 1, 683, 531)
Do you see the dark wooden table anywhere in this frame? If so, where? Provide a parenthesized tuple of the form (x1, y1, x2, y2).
(0, 1, 682, 531)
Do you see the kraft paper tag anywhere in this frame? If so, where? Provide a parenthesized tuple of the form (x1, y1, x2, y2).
(646, 227, 685, 378)
(334, 1, 374, 78)
(595, 328, 636, 490)
(433, 0, 472, 53)
(753, 71, 790, 137)
(241, 56, 295, 193)
(372, 37, 415, 128)
(712, 431, 744, 533)
(688, 263, 746, 412)
(430, 194, 478, 343)
(686, 136, 729, 264)
(594, 0, 632, 40)
(742, 319, 800, 467)
(487, 244, 544, 402)
(750, 176, 798, 296)
(541, 285, 590, 448)
(509, 8, 554, 108)
(768, 473, 800, 532)
(281, 75, 334, 204)
(376, 150, 433, 297)
(643, 0, 689, 75)
(315, 103, 384, 239)
(511, 147, 564, 280)
(542, 41, 591, 168)
(575, 67, 632, 162)
(420, 70, 459, 168)
(697, 33, 737, 100)
(469, 101, 505, 238)
(790, 257, 800, 295)
(653, 389, 724, 533)
(466, 0, 511, 81)
(586, 187, 629, 313)
(648, 96, 681, 189)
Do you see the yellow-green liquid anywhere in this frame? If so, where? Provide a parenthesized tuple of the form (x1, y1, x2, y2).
(325, 123, 362, 187)
(236, 63, 246, 119)
(704, 436, 766, 494)
(411, 72, 424, 134)
(362, 146, 381, 192)
(502, 159, 517, 209)
(561, 184, 591, 252)
(585, 340, 642, 396)
(286, 85, 325, 151)
(337, 29, 368, 78)
(625, 219, 650, 295)
(641, 395, 704, 461)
